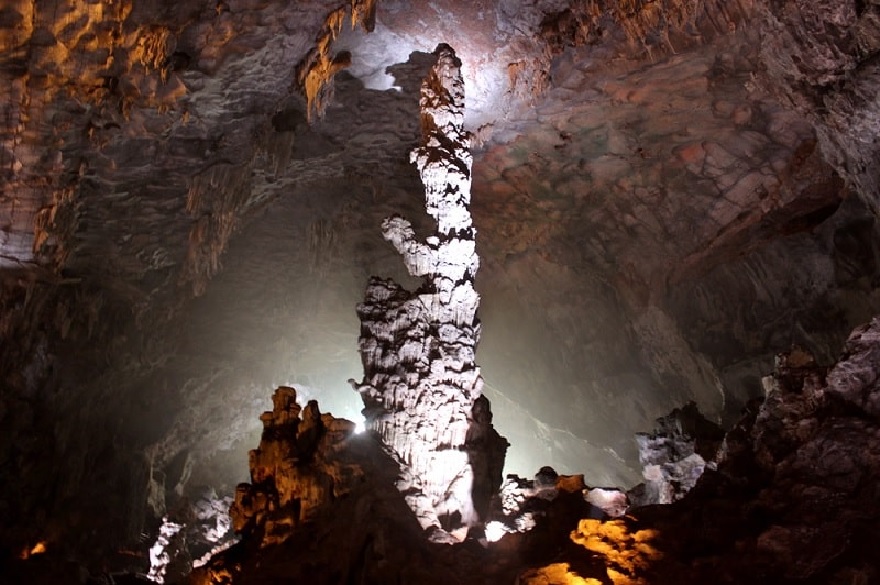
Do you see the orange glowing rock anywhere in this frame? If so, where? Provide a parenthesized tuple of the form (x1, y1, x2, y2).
(19, 541, 47, 560)
(299, 1, 376, 121)
(519, 562, 602, 585)
(570, 519, 662, 585)
(30, 542, 47, 555)
(555, 473, 586, 493)
(516, 516, 663, 585)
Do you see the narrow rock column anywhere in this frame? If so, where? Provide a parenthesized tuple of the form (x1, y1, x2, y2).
(353, 44, 506, 543)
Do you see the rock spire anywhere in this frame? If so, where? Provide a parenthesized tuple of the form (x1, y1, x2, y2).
(229, 387, 364, 547)
(353, 44, 506, 543)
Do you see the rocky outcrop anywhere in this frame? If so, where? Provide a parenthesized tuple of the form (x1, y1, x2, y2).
(519, 518, 662, 585)
(519, 323, 880, 584)
(627, 331, 880, 582)
(486, 467, 628, 543)
(487, 468, 581, 541)
(757, 0, 880, 214)
(629, 402, 725, 506)
(0, 0, 373, 565)
(187, 385, 594, 585)
(540, 0, 755, 63)
(229, 386, 363, 548)
(353, 45, 507, 542)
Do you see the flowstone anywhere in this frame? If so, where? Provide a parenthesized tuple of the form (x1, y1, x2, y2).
(353, 44, 507, 542)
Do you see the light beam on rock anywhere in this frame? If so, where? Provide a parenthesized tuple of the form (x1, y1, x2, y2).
(353, 43, 507, 543)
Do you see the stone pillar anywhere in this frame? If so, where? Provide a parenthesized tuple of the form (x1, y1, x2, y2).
(353, 44, 506, 543)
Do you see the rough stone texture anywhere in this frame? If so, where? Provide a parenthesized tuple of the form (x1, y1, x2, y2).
(229, 386, 363, 548)
(628, 402, 725, 506)
(486, 467, 631, 544)
(7, 318, 880, 585)
(187, 463, 610, 585)
(353, 45, 507, 541)
(0, 0, 376, 565)
(517, 328, 880, 584)
(3, 0, 880, 575)
(825, 319, 880, 418)
(486, 467, 627, 543)
(183, 386, 609, 585)
(630, 337, 880, 582)
(583, 487, 629, 519)
(757, 0, 880, 215)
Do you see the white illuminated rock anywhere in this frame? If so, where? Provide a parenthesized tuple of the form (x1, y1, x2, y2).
(629, 402, 724, 506)
(147, 517, 183, 584)
(354, 44, 506, 541)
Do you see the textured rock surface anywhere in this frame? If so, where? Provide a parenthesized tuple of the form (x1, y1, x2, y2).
(757, 0, 880, 214)
(629, 402, 725, 506)
(2, 0, 880, 574)
(185, 385, 607, 585)
(0, 0, 383, 565)
(520, 324, 880, 584)
(486, 467, 629, 542)
(229, 386, 363, 547)
(354, 45, 507, 541)
(641, 337, 880, 582)
(7, 318, 880, 585)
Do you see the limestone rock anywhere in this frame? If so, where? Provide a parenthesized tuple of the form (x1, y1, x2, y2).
(825, 318, 880, 419)
(5, 0, 880, 575)
(517, 333, 880, 583)
(229, 386, 362, 547)
(583, 488, 629, 519)
(620, 339, 880, 582)
(486, 467, 626, 542)
(629, 402, 725, 506)
(192, 442, 606, 585)
(353, 44, 507, 541)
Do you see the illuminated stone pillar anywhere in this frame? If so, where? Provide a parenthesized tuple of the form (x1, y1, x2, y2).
(354, 44, 506, 543)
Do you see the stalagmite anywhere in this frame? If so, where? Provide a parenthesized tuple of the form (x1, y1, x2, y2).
(353, 44, 507, 543)
(229, 387, 365, 547)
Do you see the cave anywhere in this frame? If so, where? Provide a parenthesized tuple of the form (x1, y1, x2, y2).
(2, 1, 880, 583)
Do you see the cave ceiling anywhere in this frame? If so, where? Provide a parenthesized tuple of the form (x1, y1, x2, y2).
(2, 0, 880, 560)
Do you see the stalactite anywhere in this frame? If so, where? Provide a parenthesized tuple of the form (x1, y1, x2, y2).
(298, 0, 378, 122)
(183, 163, 254, 295)
(133, 25, 175, 82)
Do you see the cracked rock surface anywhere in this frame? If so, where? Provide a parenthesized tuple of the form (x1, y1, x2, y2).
(2, 0, 880, 573)
(354, 45, 506, 541)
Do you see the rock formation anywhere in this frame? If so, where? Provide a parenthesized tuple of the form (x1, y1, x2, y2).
(485, 465, 631, 544)
(518, 324, 880, 584)
(352, 44, 507, 542)
(3, 1, 880, 580)
(229, 386, 363, 548)
(636, 334, 880, 582)
(520, 517, 662, 585)
(188, 385, 603, 585)
(629, 402, 725, 506)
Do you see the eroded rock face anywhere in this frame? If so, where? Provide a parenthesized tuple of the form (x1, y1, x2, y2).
(627, 334, 880, 582)
(629, 402, 725, 506)
(757, 0, 880, 213)
(517, 324, 880, 584)
(486, 467, 629, 542)
(354, 45, 507, 541)
(229, 386, 363, 548)
(3, 0, 880, 574)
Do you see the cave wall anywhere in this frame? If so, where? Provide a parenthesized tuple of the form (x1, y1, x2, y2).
(1, 0, 880, 571)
